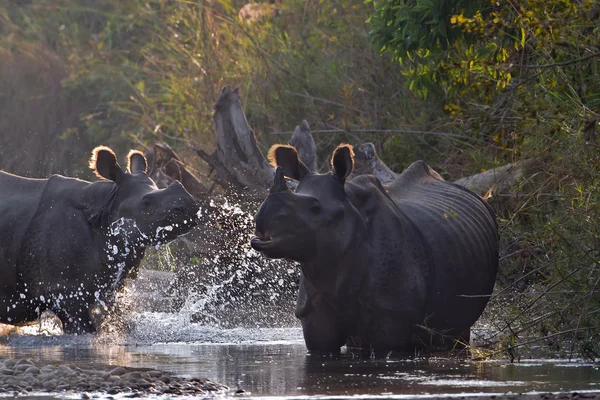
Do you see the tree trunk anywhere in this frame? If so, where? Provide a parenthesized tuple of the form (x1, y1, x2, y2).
(194, 86, 273, 197)
(289, 120, 318, 172)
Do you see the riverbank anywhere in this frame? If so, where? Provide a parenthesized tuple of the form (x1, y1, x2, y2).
(0, 357, 229, 397)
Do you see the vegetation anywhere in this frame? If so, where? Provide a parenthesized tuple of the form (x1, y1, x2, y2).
(1, 0, 598, 358)
(370, 0, 600, 359)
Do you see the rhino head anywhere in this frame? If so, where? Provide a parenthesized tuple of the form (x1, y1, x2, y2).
(88, 146, 199, 245)
(251, 144, 359, 263)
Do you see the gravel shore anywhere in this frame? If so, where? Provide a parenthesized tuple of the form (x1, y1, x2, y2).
(0, 357, 229, 397)
(1, 357, 598, 399)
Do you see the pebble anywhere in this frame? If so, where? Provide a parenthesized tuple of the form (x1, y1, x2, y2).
(109, 367, 127, 376)
(0, 356, 229, 396)
(14, 363, 34, 372)
(23, 366, 40, 375)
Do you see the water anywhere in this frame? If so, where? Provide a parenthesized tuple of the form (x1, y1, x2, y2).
(1, 332, 599, 398)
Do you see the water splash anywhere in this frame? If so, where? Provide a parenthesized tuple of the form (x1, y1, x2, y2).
(168, 197, 300, 328)
(94, 196, 301, 343)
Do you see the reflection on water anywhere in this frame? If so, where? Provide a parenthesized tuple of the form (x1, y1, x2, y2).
(1, 333, 599, 397)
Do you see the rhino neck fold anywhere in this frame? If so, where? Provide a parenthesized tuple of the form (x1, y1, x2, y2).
(301, 208, 370, 305)
(80, 180, 119, 231)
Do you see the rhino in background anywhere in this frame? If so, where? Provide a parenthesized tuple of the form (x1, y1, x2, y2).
(0, 146, 199, 333)
(251, 144, 499, 353)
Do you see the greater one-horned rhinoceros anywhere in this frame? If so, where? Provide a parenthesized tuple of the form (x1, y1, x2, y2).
(251, 144, 498, 353)
(0, 146, 199, 333)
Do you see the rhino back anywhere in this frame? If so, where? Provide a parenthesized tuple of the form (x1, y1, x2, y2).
(386, 161, 499, 331)
(0, 171, 47, 283)
(17, 176, 108, 301)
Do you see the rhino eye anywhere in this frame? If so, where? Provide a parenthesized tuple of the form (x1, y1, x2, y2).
(142, 197, 152, 208)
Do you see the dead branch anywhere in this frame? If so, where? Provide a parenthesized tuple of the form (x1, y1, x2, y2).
(148, 142, 209, 197)
(351, 142, 399, 183)
(288, 120, 317, 172)
(196, 86, 273, 196)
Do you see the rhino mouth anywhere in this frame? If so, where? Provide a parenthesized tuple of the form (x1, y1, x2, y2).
(251, 231, 289, 253)
(250, 235, 274, 251)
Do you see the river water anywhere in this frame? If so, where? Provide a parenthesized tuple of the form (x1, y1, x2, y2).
(1, 258, 599, 398)
(1, 321, 599, 398)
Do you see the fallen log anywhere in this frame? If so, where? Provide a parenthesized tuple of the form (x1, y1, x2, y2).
(351, 142, 399, 183)
(453, 159, 536, 197)
(351, 142, 534, 200)
(194, 86, 273, 198)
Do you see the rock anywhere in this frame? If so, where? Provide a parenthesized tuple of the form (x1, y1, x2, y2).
(42, 380, 57, 390)
(15, 363, 34, 372)
(136, 379, 153, 389)
(109, 367, 127, 376)
(0, 357, 228, 397)
(57, 365, 74, 375)
(147, 370, 162, 378)
(121, 371, 142, 380)
(23, 366, 40, 375)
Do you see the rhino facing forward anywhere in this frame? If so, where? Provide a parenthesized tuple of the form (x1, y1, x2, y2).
(251, 144, 498, 353)
(0, 147, 199, 333)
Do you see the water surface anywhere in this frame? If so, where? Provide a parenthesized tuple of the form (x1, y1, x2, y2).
(1, 329, 599, 398)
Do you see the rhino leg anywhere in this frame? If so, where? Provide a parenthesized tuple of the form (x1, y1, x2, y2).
(297, 294, 346, 353)
(0, 294, 34, 324)
(54, 301, 97, 333)
(295, 279, 347, 353)
(365, 315, 417, 351)
(300, 308, 346, 354)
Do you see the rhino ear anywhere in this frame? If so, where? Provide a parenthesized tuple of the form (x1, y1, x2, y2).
(127, 150, 148, 174)
(267, 144, 310, 181)
(331, 143, 354, 182)
(90, 146, 125, 183)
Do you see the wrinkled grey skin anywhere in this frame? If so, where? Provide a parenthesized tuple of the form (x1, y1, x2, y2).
(252, 144, 498, 353)
(0, 147, 199, 333)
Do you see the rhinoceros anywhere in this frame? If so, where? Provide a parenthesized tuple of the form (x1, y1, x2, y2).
(251, 144, 499, 352)
(0, 146, 199, 333)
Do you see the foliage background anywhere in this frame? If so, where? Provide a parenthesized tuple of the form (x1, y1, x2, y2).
(0, 0, 598, 358)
